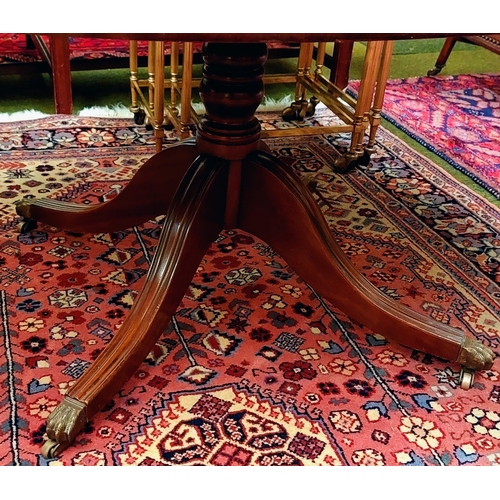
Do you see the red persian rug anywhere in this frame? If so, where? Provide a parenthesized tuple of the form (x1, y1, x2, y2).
(0, 33, 295, 66)
(0, 109, 499, 466)
(350, 74, 500, 200)
(0, 33, 203, 64)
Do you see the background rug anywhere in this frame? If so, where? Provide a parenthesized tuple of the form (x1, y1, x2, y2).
(0, 110, 499, 466)
(0, 34, 201, 63)
(0, 34, 294, 66)
(349, 73, 500, 200)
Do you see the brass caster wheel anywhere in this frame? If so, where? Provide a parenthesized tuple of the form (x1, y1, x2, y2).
(282, 105, 297, 121)
(133, 108, 146, 125)
(18, 218, 37, 234)
(356, 150, 371, 167)
(296, 100, 309, 121)
(332, 155, 359, 174)
(41, 439, 66, 459)
(305, 96, 319, 118)
(282, 101, 309, 121)
(459, 368, 475, 390)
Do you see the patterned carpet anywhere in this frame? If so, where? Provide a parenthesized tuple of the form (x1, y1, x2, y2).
(0, 34, 199, 63)
(0, 109, 499, 466)
(0, 34, 294, 65)
(351, 74, 500, 200)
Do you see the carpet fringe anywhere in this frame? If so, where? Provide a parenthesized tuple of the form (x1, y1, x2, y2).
(77, 103, 134, 118)
(0, 96, 296, 123)
(0, 109, 49, 122)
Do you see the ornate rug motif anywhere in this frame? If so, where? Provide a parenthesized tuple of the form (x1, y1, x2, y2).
(350, 74, 500, 199)
(0, 109, 499, 466)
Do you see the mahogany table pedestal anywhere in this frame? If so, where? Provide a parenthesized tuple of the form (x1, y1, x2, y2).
(16, 42, 494, 458)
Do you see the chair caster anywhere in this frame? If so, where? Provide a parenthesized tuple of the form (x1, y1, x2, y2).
(282, 101, 305, 121)
(41, 439, 68, 459)
(459, 367, 475, 390)
(18, 218, 38, 234)
(332, 154, 359, 174)
(282, 105, 296, 121)
(305, 96, 319, 118)
(133, 108, 146, 125)
(356, 150, 371, 167)
(282, 97, 319, 122)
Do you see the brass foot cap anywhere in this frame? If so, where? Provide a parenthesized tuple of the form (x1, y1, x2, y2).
(457, 337, 495, 371)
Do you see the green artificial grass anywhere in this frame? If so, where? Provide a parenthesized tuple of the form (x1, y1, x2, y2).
(0, 40, 499, 207)
(352, 41, 500, 79)
(0, 69, 132, 114)
(362, 38, 482, 55)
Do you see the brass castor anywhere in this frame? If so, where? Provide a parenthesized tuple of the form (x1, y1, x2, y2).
(282, 100, 310, 121)
(332, 154, 359, 174)
(457, 337, 494, 371)
(459, 368, 475, 390)
(132, 108, 146, 125)
(18, 218, 38, 234)
(356, 150, 371, 167)
(41, 439, 68, 459)
(40, 396, 87, 458)
(282, 103, 299, 121)
(305, 96, 320, 118)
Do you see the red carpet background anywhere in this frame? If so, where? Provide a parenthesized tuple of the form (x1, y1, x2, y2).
(351, 73, 500, 200)
(0, 33, 200, 63)
(0, 34, 294, 65)
(0, 109, 499, 465)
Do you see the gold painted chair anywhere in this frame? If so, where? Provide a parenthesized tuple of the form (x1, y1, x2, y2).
(265, 40, 394, 173)
(128, 39, 394, 166)
(129, 41, 199, 152)
(129, 41, 305, 152)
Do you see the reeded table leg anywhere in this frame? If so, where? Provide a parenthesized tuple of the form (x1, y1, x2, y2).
(37, 41, 269, 458)
(239, 150, 494, 369)
(42, 154, 229, 458)
(16, 140, 199, 233)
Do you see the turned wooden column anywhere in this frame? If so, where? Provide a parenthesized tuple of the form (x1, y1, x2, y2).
(196, 42, 267, 161)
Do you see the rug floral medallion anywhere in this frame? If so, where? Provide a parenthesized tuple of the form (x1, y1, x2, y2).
(0, 108, 499, 466)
